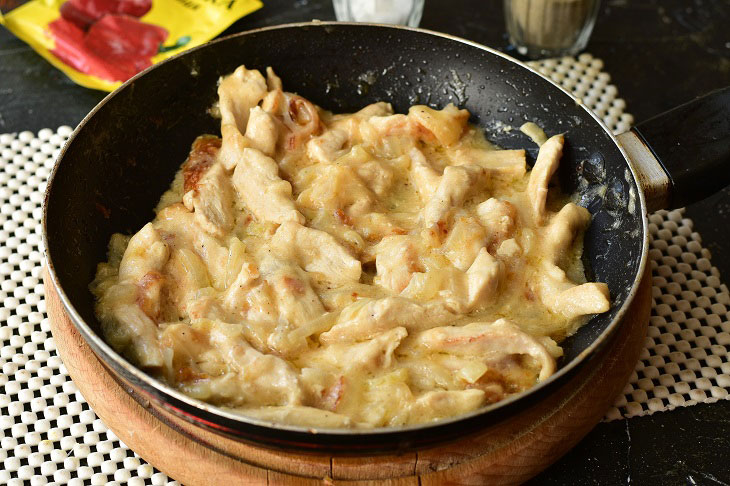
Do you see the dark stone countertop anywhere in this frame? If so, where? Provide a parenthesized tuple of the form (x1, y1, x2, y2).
(2, 0, 730, 484)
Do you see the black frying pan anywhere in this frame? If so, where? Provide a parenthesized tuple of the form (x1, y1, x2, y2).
(42, 22, 730, 453)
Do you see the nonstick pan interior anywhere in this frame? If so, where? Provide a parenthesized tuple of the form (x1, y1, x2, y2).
(44, 23, 646, 449)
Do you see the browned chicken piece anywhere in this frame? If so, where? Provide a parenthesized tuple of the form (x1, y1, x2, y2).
(355, 160, 395, 197)
(374, 235, 423, 293)
(217, 66, 268, 170)
(304, 327, 407, 374)
(535, 203, 610, 318)
(441, 216, 488, 271)
(259, 256, 325, 328)
(218, 255, 325, 354)
(408, 104, 469, 146)
(297, 164, 376, 218)
(207, 321, 303, 406)
(232, 148, 305, 225)
(135, 270, 164, 322)
(219, 259, 260, 317)
(108, 302, 164, 368)
(350, 212, 408, 244)
(100, 223, 171, 367)
(450, 147, 527, 181)
(183, 163, 235, 238)
(320, 297, 453, 343)
(270, 221, 362, 285)
(156, 204, 229, 291)
(181, 136, 220, 194)
(527, 134, 564, 224)
(413, 319, 556, 381)
(327, 102, 394, 141)
(534, 262, 610, 319)
(465, 248, 503, 309)
(423, 165, 486, 228)
(408, 147, 441, 203)
(543, 202, 591, 263)
(475, 198, 518, 253)
(245, 106, 278, 157)
(118, 223, 170, 282)
(419, 247, 503, 314)
(261, 89, 285, 116)
(364, 113, 410, 138)
(306, 129, 348, 164)
(265, 66, 282, 91)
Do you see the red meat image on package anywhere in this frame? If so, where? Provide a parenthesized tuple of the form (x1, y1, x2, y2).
(48, 0, 168, 83)
(60, 0, 152, 30)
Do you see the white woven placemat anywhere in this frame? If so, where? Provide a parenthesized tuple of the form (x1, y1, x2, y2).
(1, 54, 728, 484)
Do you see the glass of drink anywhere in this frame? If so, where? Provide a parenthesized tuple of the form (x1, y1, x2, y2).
(333, 0, 425, 27)
(504, 0, 601, 59)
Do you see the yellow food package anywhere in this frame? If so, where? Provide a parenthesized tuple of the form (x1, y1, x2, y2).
(0, 0, 262, 91)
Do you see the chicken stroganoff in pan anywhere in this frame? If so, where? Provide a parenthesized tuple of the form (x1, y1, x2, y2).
(91, 66, 611, 428)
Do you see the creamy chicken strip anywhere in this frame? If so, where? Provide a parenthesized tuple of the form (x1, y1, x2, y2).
(232, 148, 304, 225)
(217, 66, 268, 171)
(527, 134, 564, 224)
(92, 66, 610, 429)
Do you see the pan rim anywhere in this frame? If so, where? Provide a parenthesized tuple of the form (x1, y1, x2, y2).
(42, 21, 650, 439)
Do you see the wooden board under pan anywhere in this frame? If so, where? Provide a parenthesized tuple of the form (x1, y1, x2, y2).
(44, 267, 651, 485)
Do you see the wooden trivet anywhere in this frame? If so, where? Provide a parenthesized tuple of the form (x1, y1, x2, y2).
(45, 267, 651, 485)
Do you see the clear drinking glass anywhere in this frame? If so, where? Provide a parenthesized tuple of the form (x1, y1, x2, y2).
(333, 0, 425, 27)
(504, 0, 601, 59)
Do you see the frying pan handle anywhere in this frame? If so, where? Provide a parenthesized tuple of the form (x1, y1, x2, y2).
(627, 87, 730, 211)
